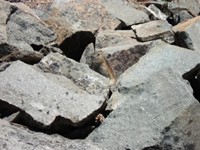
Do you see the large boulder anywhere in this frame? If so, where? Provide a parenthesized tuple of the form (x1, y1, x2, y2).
(87, 42, 200, 149)
(42, 0, 121, 45)
(0, 61, 106, 135)
(173, 16, 200, 50)
(101, 0, 149, 26)
(0, 119, 102, 150)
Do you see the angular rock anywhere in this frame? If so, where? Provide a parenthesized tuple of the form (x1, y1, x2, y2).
(91, 43, 152, 78)
(42, 0, 121, 45)
(0, 61, 106, 126)
(168, 0, 200, 16)
(37, 53, 109, 96)
(173, 16, 200, 50)
(95, 30, 138, 49)
(88, 42, 200, 149)
(80, 43, 95, 67)
(0, 119, 102, 150)
(101, 0, 149, 26)
(131, 20, 174, 42)
(6, 3, 56, 51)
(147, 4, 167, 20)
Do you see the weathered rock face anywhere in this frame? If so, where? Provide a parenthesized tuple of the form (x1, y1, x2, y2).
(0, 61, 108, 138)
(0, 0, 56, 52)
(131, 20, 174, 42)
(95, 30, 137, 49)
(37, 53, 109, 96)
(87, 42, 200, 149)
(91, 43, 152, 78)
(0, 119, 102, 150)
(173, 16, 200, 50)
(101, 0, 149, 27)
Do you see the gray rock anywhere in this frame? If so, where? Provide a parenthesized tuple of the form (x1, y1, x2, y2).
(101, 0, 149, 26)
(131, 20, 174, 42)
(0, 61, 105, 125)
(147, 4, 167, 20)
(0, 119, 102, 150)
(95, 30, 138, 49)
(173, 16, 200, 50)
(91, 43, 152, 78)
(168, 0, 200, 16)
(80, 43, 95, 67)
(42, 0, 121, 45)
(88, 66, 200, 150)
(7, 5, 56, 51)
(37, 53, 109, 96)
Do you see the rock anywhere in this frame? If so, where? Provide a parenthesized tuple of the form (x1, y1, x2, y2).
(6, 3, 56, 51)
(0, 48, 43, 64)
(88, 42, 200, 149)
(91, 43, 152, 78)
(131, 20, 174, 42)
(101, 0, 149, 26)
(0, 61, 106, 126)
(0, 119, 102, 150)
(95, 30, 138, 49)
(144, 103, 200, 149)
(173, 16, 200, 50)
(37, 53, 109, 96)
(147, 4, 167, 20)
(38, 45, 63, 56)
(80, 43, 95, 67)
(42, 0, 121, 45)
(168, 0, 200, 16)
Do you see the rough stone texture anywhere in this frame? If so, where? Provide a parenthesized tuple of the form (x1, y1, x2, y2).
(7, 5, 56, 51)
(95, 30, 138, 49)
(131, 20, 174, 42)
(0, 49, 43, 64)
(0, 1, 10, 43)
(173, 16, 200, 50)
(92, 43, 152, 78)
(37, 53, 109, 96)
(88, 43, 200, 149)
(0, 119, 102, 150)
(168, 0, 200, 16)
(42, 0, 121, 45)
(80, 43, 95, 67)
(146, 4, 167, 20)
(0, 61, 105, 125)
(101, 0, 149, 26)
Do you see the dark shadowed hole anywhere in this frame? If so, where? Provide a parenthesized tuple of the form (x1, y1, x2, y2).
(182, 64, 200, 102)
(30, 44, 44, 51)
(143, 145, 161, 150)
(59, 31, 95, 62)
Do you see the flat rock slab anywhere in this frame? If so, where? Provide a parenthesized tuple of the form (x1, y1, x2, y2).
(101, 0, 149, 26)
(88, 68, 200, 150)
(173, 16, 200, 50)
(131, 20, 173, 42)
(0, 119, 102, 150)
(0, 61, 105, 125)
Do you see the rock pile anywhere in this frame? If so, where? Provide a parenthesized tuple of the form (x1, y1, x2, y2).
(1, 0, 200, 149)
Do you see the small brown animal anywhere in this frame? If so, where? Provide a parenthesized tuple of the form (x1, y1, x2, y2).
(91, 50, 117, 86)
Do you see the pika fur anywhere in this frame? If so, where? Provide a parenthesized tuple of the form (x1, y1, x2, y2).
(91, 50, 117, 86)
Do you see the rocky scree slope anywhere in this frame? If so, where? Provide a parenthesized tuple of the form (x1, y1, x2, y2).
(1, 0, 200, 149)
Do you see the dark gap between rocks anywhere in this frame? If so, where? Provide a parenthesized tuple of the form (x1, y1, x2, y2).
(59, 31, 95, 62)
(174, 31, 194, 50)
(182, 64, 200, 102)
(143, 145, 161, 150)
(0, 91, 113, 139)
(30, 44, 44, 51)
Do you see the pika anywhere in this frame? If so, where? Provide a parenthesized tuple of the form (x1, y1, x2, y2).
(91, 50, 117, 86)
